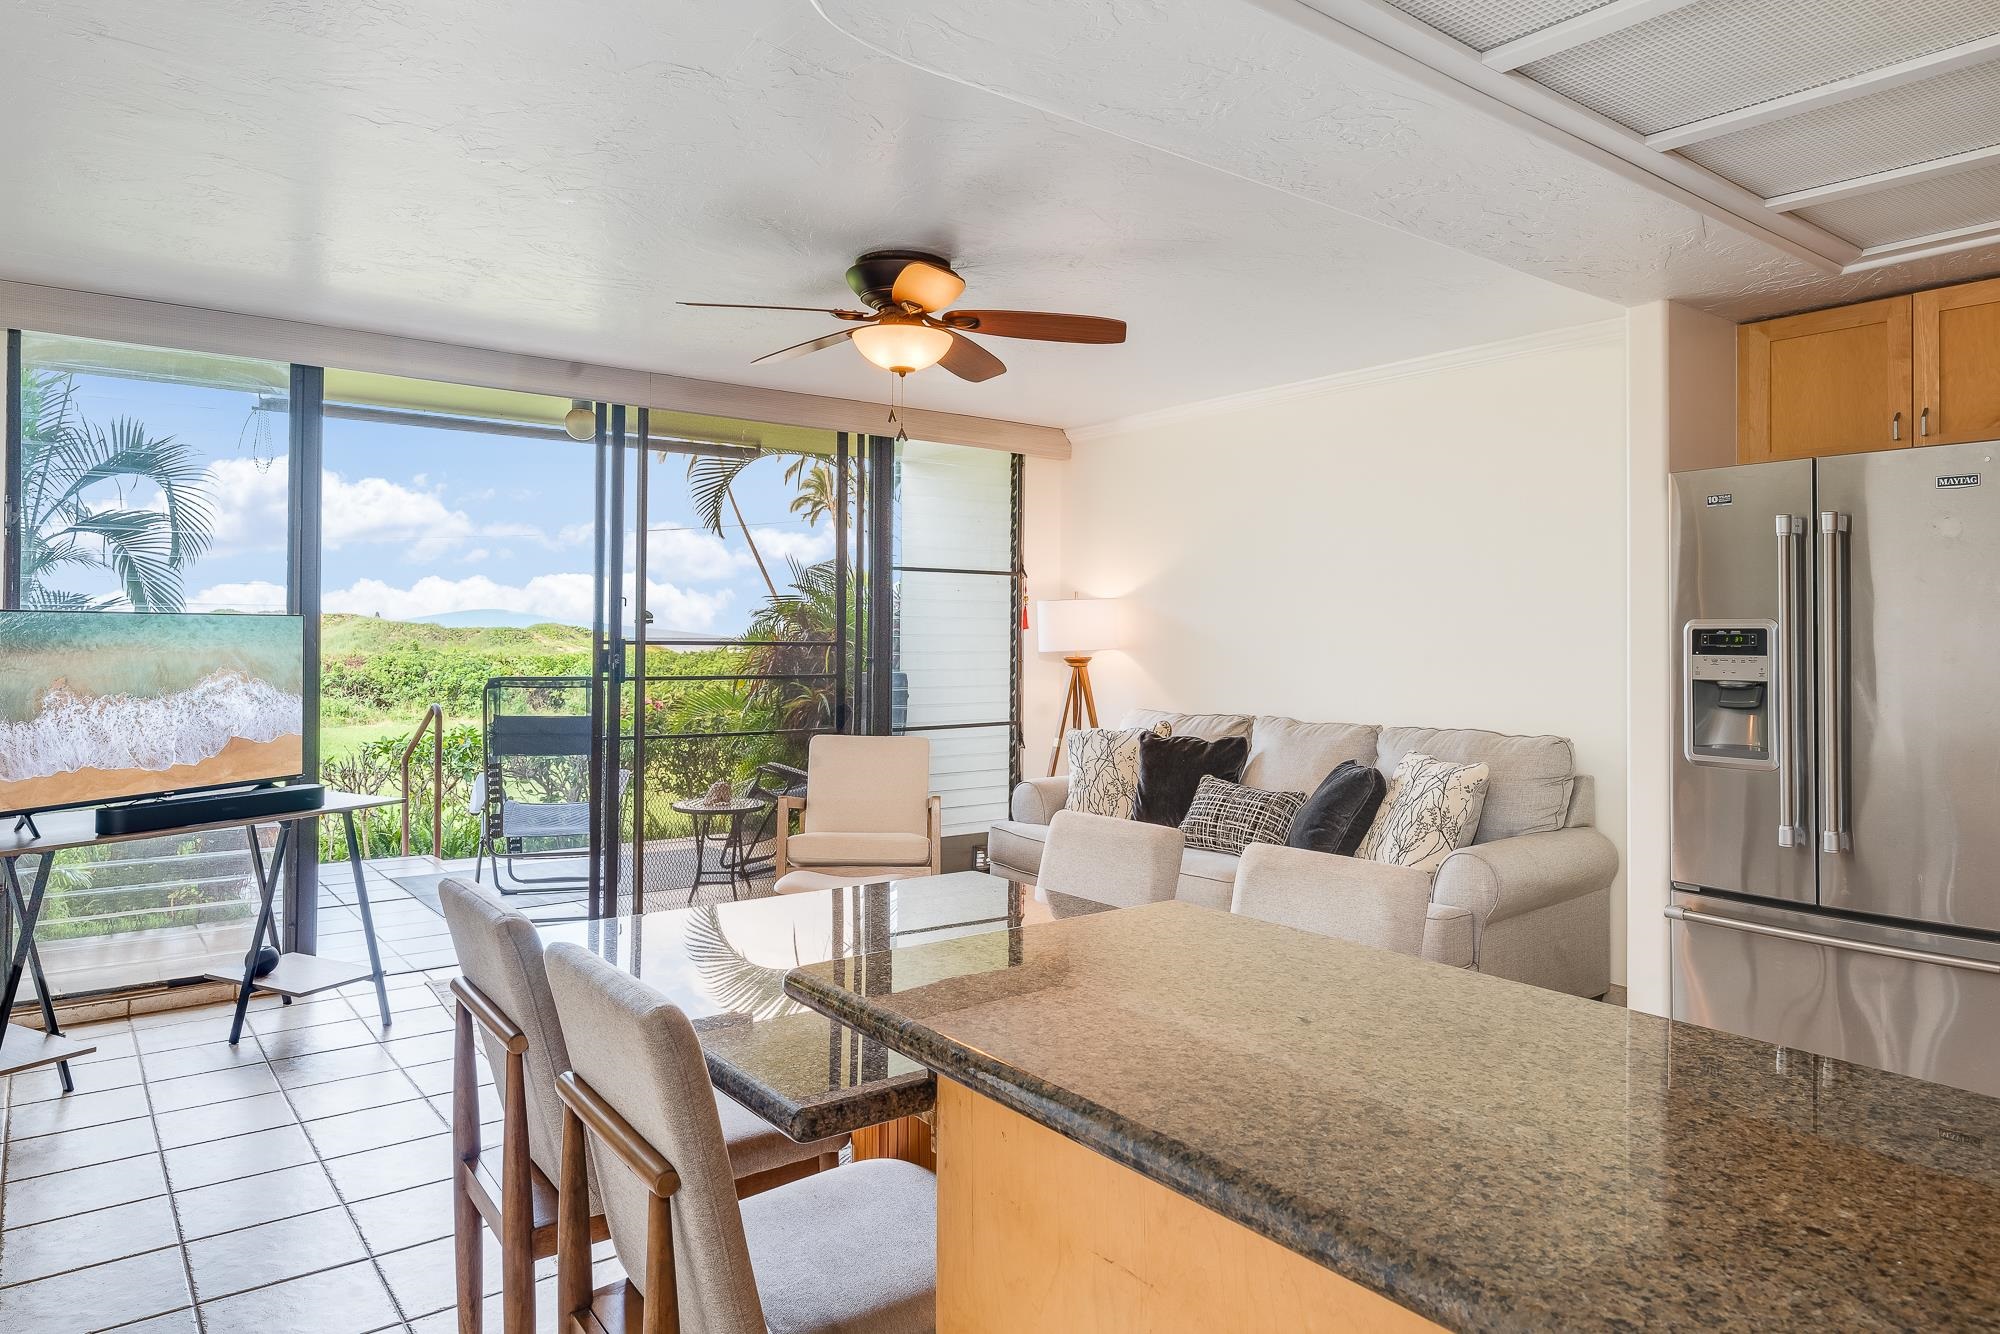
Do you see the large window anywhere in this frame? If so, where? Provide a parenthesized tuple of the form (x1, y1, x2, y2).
(4, 331, 296, 996)
(3, 322, 1027, 997)
(891, 439, 1020, 839)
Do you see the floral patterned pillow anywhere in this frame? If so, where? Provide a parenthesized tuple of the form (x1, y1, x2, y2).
(1065, 722, 1172, 820)
(1356, 752, 1489, 874)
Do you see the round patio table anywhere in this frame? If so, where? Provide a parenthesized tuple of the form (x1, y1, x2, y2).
(671, 797, 766, 900)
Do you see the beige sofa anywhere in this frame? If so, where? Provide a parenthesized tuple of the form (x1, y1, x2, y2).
(988, 710, 1617, 997)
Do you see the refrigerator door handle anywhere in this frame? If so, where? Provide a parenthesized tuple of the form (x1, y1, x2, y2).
(1666, 903, 2000, 975)
(1775, 515, 1806, 847)
(1819, 511, 1851, 853)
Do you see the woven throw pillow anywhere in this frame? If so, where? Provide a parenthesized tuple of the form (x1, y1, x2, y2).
(1066, 722, 1171, 820)
(1356, 752, 1489, 874)
(1179, 775, 1307, 856)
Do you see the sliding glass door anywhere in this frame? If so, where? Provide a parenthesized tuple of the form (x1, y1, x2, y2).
(588, 412, 874, 917)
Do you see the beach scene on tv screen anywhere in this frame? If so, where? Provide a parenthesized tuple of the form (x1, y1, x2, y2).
(0, 612, 304, 814)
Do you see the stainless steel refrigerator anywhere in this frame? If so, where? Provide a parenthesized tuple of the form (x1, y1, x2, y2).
(1670, 440, 2000, 1097)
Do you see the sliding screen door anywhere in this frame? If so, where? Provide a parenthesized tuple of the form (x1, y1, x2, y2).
(889, 441, 1022, 853)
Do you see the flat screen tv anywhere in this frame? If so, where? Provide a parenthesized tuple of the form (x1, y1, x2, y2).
(0, 610, 305, 817)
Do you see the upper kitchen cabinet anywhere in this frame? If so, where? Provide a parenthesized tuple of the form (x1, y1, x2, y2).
(1738, 296, 1912, 463)
(1914, 276, 2000, 447)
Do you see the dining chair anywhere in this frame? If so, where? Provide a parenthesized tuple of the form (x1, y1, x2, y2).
(1230, 843, 1431, 955)
(773, 735, 941, 888)
(437, 880, 847, 1334)
(544, 941, 938, 1334)
(1036, 809, 1184, 908)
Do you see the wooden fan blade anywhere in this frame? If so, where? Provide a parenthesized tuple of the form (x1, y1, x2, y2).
(945, 310, 1126, 343)
(939, 331, 1006, 382)
(752, 328, 859, 365)
(890, 261, 966, 313)
(682, 302, 869, 320)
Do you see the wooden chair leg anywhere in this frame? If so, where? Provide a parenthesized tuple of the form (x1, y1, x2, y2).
(453, 1003, 484, 1334)
(644, 1189, 679, 1334)
(556, 1105, 594, 1329)
(501, 1050, 535, 1334)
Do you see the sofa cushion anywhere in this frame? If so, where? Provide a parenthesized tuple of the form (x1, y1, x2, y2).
(1180, 776, 1307, 856)
(1066, 723, 1169, 820)
(1136, 732, 1249, 827)
(1377, 727, 1574, 843)
(1286, 760, 1387, 857)
(986, 820, 1049, 878)
(1118, 708, 1253, 741)
(1175, 848, 1241, 911)
(1357, 752, 1489, 874)
(1242, 716, 1379, 792)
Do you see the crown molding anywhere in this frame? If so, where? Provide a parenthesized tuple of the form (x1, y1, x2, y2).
(1067, 318, 1626, 443)
(0, 278, 1071, 459)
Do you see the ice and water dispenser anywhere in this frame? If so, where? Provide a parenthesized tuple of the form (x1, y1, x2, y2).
(1683, 621, 1776, 768)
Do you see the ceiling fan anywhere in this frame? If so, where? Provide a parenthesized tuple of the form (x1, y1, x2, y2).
(680, 249, 1126, 383)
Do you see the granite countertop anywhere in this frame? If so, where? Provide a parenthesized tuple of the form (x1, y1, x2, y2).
(784, 900, 2000, 1332)
(533, 870, 1109, 1140)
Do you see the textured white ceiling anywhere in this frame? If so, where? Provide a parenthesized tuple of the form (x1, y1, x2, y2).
(0, 0, 1618, 429)
(813, 0, 2000, 318)
(3, 0, 1993, 432)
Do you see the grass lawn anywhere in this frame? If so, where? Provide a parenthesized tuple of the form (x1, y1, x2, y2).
(320, 716, 473, 762)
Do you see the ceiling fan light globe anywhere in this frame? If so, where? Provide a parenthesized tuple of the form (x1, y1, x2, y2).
(563, 402, 596, 441)
(852, 321, 953, 375)
(890, 261, 966, 313)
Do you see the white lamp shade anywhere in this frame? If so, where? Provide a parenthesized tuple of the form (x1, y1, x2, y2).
(1036, 598, 1121, 655)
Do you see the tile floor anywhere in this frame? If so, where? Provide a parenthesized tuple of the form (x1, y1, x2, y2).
(0, 874, 624, 1333)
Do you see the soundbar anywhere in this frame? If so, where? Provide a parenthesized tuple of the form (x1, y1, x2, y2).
(95, 784, 328, 837)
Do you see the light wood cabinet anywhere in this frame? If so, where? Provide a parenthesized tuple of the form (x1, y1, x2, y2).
(1739, 275, 2000, 463)
(1738, 296, 1912, 463)
(1914, 275, 2000, 447)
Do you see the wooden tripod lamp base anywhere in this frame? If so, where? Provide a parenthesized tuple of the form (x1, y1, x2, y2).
(1036, 597, 1121, 778)
(1047, 655, 1099, 776)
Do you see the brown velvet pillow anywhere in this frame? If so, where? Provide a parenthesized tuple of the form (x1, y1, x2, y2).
(1135, 732, 1249, 827)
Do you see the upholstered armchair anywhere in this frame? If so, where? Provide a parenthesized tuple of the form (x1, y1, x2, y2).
(773, 735, 942, 887)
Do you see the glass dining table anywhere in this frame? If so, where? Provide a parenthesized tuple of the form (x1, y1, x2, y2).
(533, 870, 1111, 1159)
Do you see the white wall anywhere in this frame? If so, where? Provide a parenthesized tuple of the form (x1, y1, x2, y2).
(1018, 455, 1072, 780)
(1623, 301, 1737, 1014)
(1048, 322, 1633, 984)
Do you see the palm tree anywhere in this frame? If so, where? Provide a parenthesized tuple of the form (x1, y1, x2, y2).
(685, 453, 779, 602)
(16, 369, 215, 611)
(782, 456, 835, 527)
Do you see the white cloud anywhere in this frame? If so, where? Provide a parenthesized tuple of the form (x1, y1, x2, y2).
(201, 460, 563, 559)
(187, 580, 289, 612)
(638, 527, 743, 582)
(749, 527, 835, 566)
(321, 572, 732, 632)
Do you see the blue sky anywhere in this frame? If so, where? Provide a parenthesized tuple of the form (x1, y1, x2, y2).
(41, 372, 833, 634)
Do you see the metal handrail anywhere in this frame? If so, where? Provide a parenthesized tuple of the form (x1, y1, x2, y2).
(399, 703, 445, 860)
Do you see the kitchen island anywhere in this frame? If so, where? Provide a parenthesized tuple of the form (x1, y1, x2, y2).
(785, 899, 2000, 1332)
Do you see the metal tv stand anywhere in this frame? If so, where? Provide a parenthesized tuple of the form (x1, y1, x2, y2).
(0, 791, 404, 1091)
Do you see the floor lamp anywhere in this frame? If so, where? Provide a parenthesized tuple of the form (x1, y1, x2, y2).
(1037, 598, 1121, 776)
